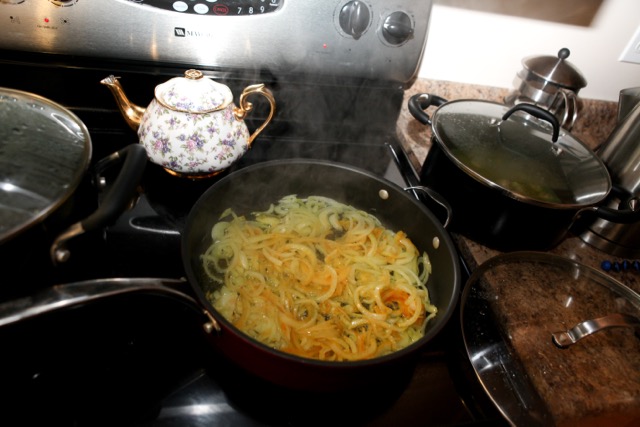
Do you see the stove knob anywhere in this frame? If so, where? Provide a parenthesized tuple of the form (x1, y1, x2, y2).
(382, 11, 414, 45)
(338, 1, 371, 40)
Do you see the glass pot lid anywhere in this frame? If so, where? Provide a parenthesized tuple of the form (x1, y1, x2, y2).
(461, 251, 640, 427)
(0, 88, 91, 243)
(155, 69, 233, 113)
(431, 100, 611, 208)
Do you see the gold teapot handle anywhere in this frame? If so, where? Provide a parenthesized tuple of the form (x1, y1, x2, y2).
(233, 83, 276, 146)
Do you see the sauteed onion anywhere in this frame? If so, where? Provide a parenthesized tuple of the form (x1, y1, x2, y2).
(201, 195, 437, 361)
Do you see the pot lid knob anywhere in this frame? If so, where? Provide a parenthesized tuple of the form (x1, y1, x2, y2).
(521, 48, 587, 90)
(155, 69, 233, 113)
(185, 69, 204, 80)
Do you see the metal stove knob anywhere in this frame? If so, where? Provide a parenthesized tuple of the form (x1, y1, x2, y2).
(382, 11, 414, 45)
(339, 1, 371, 40)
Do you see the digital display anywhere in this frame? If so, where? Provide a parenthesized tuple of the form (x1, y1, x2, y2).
(127, 0, 282, 16)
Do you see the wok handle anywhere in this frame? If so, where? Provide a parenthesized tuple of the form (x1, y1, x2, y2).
(0, 277, 218, 333)
(50, 144, 148, 264)
(408, 93, 448, 126)
(502, 103, 560, 142)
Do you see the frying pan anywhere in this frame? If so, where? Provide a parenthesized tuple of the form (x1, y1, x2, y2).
(0, 159, 461, 391)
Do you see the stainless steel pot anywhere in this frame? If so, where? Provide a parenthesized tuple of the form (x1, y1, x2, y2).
(580, 87, 640, 256)
(409, 93, 640, 251)
(504, 48, 587, 130)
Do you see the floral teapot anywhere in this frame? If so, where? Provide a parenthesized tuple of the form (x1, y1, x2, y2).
(101, 69, 276, 178)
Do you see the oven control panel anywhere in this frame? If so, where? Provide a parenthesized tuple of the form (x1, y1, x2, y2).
(0, 0, 431, 83)
(122, 0, 283, 16)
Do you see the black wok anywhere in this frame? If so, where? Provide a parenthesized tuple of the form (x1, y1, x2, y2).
(0, 159, 461, 391)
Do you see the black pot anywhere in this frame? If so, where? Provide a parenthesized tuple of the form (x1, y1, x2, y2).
(408, 93, 640, 251)
(0, 159, 462, 392)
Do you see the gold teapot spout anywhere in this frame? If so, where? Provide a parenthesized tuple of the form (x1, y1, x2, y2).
(100, 75, 146, 131)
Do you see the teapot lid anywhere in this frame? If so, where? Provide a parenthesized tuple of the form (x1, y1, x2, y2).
(155, 69, 233, 113)
(521, 48, 587, 90)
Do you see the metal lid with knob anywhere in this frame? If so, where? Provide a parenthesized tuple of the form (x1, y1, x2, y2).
(521, 48, 587, 91)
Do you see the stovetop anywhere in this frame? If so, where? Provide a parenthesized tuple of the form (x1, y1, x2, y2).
(1, 133, 507, 426)
(0, 16, 505, 422)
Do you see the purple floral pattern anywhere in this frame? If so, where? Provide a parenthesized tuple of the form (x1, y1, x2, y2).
(159, 79, 229, 113)
(138, 98, 250, 175)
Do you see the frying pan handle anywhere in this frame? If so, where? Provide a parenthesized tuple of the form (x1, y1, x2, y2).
(408, 93, 448, 126)
(50, 144, 148, 264)
(0, 277, 216, 332)
(502, 103, 560, 142)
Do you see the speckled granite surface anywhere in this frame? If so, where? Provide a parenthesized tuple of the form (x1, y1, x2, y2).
(396, 79, 640, 426)
(473, 254, 640, 427)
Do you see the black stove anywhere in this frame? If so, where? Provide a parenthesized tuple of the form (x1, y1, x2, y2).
(0, 1, 507, 425)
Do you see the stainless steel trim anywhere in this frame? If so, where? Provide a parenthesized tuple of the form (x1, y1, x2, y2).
(0, 0, 432, 84)
(552, 313, 640, 348)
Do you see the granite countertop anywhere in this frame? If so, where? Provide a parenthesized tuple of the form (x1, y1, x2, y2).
(396, 79, 640, 426)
